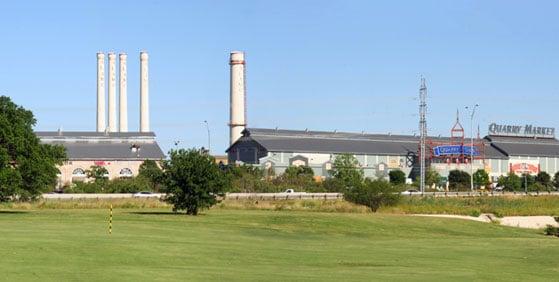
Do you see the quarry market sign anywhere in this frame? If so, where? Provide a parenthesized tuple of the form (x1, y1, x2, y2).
(488, 123, 555, 138)
(433, 145, 480, 157)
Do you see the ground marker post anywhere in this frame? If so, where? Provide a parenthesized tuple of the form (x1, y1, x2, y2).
(109, 204, 112, 235)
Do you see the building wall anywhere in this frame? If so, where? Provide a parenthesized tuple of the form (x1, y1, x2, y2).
(259, 152, 413, 180)
(57, 160, 145, 187)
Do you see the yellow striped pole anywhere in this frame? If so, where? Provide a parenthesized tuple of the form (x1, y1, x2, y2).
(109, 204, 112, 235)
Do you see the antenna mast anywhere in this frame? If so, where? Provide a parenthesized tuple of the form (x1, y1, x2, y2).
(419, 77, 427, 193)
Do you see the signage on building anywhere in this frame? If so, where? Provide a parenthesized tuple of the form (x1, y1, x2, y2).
(510, 160, 539, 175)
(488, 123, 555, 138)
(433, 145, 480, 157)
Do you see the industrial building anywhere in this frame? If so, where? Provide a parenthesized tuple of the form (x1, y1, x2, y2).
(38, 51, 164, 187)
(224, 51, 559, 182)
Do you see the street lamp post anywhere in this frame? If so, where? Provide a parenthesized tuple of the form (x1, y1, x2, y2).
(465, 104, 479, 192)
(203, 120, 211, 154)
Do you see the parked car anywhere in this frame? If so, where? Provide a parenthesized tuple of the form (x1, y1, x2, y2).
(133, 191, 158, 198)
(400, 189, 420, 195)
(284, 189, 295, 193)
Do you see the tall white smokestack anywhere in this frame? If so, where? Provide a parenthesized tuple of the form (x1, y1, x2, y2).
(96, 52, 106, 132)
(119, 53, 128, 132)
(229, 51, 246, 145)
(140, 51, 149, 132)
(107, 52, 117, 132)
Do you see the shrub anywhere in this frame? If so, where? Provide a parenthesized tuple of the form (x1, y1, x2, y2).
(106, 177, 151, 193)
(448, 170, 471, 191)
(389, 170, 406, 185)
(544, 225, 558, 237)
(473, 169, 490, 189)
(344, 179, 400, 212)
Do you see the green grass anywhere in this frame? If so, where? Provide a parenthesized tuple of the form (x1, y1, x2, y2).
(382, 196, 559, 217)
(1, 208, 558, 281)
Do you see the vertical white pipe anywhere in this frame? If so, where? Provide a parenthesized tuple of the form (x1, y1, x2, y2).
(140, 51, 149, 132)
(107, 52, 117, 132)
(96, 52, 106, 132)
(119, 53, 128, 132)
(229, 51, 246, 145)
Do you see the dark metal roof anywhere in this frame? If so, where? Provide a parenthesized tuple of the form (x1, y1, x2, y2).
(229, 128, 508, 159)
(37, 131, 165, 160)
(45, 141, 165, 160)
(35, 131, 156, 138)
(486, 136, 559, 157)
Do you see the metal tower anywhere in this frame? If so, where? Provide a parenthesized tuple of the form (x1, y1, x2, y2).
(419, 77, 427, 193)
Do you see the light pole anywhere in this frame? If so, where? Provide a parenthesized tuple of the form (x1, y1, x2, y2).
(465, 104, 479, 192)
(203, 120, 211, 154)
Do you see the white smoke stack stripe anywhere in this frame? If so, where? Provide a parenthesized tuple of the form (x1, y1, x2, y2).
(107, 53, 117, 132)
(229, 51, 246, 145)
(140, 51, 149, 132)
(119, 53, 128, 132)
(96, 53, 106, 132)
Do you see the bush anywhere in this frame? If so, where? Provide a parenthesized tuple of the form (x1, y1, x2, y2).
(448, 170, 471, 191)
(106, 177, 152, 193)
(544, 225, 558, 237)
(473, 169, 490, 189)
(389, 170, 406, 185)
(344, 179, 400, 212)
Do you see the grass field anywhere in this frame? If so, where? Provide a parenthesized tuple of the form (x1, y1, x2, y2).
(1, 207, 558, 281)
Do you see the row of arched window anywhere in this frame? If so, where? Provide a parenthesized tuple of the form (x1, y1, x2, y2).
(72, 168, 133, 178)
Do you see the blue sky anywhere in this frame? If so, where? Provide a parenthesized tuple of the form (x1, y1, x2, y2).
(1, 1, 558, 154)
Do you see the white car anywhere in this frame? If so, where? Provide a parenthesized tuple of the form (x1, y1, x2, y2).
(400, 189, 420, 195)
(284, 189, 295, 193)
(133, 191, 158, 198)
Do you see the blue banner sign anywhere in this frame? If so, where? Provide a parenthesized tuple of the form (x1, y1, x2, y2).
(433, 145, 480, 156)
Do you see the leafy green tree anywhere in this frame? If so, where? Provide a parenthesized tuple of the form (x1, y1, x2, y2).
(162, 148, 230, 215)
(275, 165, 317, 191)
(553, 171, 559, 190)
(344, 179, 400, 212)
(0, 96, 66, 201)
(86, 165, 109, 187)
(426, 168, 442, 187)
(226, 164, 273, 193)
(473, 169, 490, 188)
(139, 160, 164, 191)
(330, 154, 364, 189)
(388, 169, 406, 185)
(502, 173, 522, 191)
(535, 171, 552, 189)
(448, 170, 471, 191)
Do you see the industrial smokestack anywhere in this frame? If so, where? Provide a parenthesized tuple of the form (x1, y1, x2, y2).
(140, 51, 149, 132)
(229, 51, 246, 145)
(107, 52, 117, 132)
(119, 53, 128, 132)
(96, 52, 106, 132)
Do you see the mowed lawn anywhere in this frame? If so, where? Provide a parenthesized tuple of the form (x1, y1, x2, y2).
(1, 208, 558, 281)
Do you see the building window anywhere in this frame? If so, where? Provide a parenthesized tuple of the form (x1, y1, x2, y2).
(72, 168, 86, 177)
(119, 168, 133, 178)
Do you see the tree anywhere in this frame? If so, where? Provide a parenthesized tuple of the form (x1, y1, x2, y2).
(502, 173, 522, 191)
(426, 168, 442, 188)
(162, 148, 230, 215)
(86, 165, 108, 185)
(344, 179, 400, 212)
(554, 172, 559, 190)
(330, 154, 364, 189)
(535, 171, 552, 190)
(0, 96, 66, 201)
(448, 170, 471, 191)
(473, 169, 490, 189)
(388, 169, 406, 185)
(275, 165, 317, 191)
(139, 160, 164, 191)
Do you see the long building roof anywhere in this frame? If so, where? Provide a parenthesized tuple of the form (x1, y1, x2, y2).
(229, 128, 508, 159)
(37, 131, 165, 160)
(486, 136, 559, 157)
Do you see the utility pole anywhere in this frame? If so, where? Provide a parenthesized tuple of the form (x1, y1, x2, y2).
(419, 77, 427, 193)
(465, 104, 479, 192)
